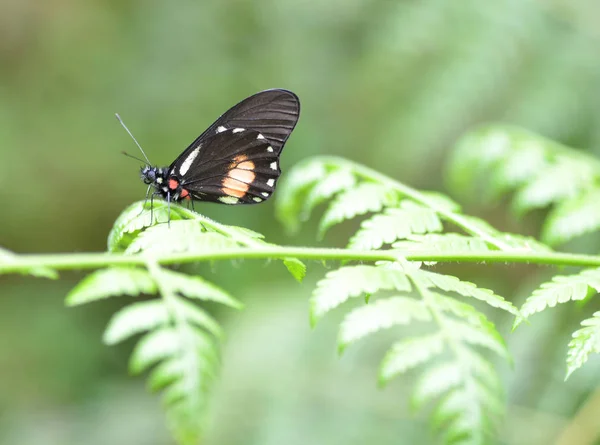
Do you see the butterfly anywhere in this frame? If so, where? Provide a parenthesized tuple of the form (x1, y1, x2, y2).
(120, 89, 300, 211)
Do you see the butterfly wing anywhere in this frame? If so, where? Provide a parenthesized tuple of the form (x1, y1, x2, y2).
(170, 128, 281, 204)
(168, 89, 300, 204)
(173, 89, 300, 166)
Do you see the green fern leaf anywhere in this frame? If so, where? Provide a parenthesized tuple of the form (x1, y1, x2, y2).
(444, 318, 508, 359)
(158, 269, 242, 308)
(283, 257, 307, 282)
(348, 203, 442, 250)
(126, 221, 239, 254)
(393, 234, 490, 253)
(487, 137, 548, 198)
(103, 300, 168, 345)
(222, 225, 265, 239)
(432, 293, 497, 328)
(518, 268, 600, 324)
(301, 168, 356, 221)
(447, 126, 513, 196)
(310, 264, 411, 326)
(512, 156, 595, 215)
(318, 183, 398, 238)
(108, 201, 186, 252)
(410, 361, 462, 411)
(566, 311, 600, 379)
(379, 334, 445, 385)
(153, 326, 219, 445)
(275, 159, 328, 233)
(542, 189, 600, 245)
(66, 267, 156, 306)
(496, 233, 552, 252)
(338, 297, 430, 352)
(129, 327, 181, 374)
(418, 270, 519, 317)
(173, 296, 223, 338)
(419, 191, 462, 213)
(147, 359, 184, 392)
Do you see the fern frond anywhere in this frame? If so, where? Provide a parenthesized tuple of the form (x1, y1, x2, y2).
(566, 311, 600, 379)
(126, 221, 239, 254)
(309, 258, 508, 443)
(348, 203, 442, 250)
(379, 334, 445, 384)
(448, 125, 600, 246)
(108, 201, 186, 252)
(518, 268, 600, 323)
(338, 297, 430, 352)
(158, 269, 242, 308)
(66, 267, 156, 305)
(512, 156, 595, 215)
(542, 189, 600, 246)
(301, 167, 356, 221)
(103, 300, 169, 345)
(310, 264, 411, 325)
(393, 234, 490, 253)
(275, 159, 328, 233)
(419, 270, 520, 317)
(318, 183, 399, 238)
(282, 257, 307, 282)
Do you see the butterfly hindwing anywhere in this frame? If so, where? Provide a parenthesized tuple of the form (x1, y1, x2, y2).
(170, 128, 280, 204)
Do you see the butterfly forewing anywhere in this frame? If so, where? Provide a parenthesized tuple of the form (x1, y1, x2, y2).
(166, 89, 299, 205)
(175, 89, 300, 163)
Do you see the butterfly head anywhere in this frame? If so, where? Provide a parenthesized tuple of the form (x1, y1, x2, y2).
(141, 166, 168, 186)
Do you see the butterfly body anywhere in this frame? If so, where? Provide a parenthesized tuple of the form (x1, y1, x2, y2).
(139, 89, 300, 206)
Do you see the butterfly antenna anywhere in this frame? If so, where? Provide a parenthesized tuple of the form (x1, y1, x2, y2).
(115, 113, 152, 165)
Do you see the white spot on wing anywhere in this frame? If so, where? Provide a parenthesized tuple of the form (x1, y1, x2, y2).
(266, 179, 275, 187)
(261, 192, 269, 197)
(257, 134, 265, 140)
(232, 128, 245, 133)
(270, 162, 277, 170)
(267, 146, 273, 152)
(218, 196, 239, 205)
(216, 126, 227, 133)
(253, 197, 263, 203)
(179, 146, 201, 176)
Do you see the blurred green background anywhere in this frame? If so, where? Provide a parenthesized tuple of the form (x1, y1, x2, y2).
(2, 1, 600, 444)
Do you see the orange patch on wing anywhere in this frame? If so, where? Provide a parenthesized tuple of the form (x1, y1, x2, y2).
(222, 177, 249, 198)
(237, 160, 255, 170)
(168, 178, 179, 190)
(228, 168, 255, 184)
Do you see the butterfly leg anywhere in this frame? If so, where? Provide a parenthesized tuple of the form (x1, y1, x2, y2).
(167, 191, 171, 228)
(136, 185, 153, 217)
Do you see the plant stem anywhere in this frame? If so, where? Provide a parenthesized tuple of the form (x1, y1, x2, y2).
(1, 247, 600, 275)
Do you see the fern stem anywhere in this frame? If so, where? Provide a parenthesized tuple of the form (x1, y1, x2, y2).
(2, 248, 600, 275)
(313, 156, 514, 250)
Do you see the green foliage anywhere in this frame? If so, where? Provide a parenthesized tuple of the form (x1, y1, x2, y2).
(518, 268, 600, 322)
(7, 151, 600, 444)
(448, 127, 600, 381)
(277, 157, 524, 443)
(447, 125, 600, 246)
(566, 311, 600, 379)
(311, 260, 510, 444)
(0, 247, 58, 279)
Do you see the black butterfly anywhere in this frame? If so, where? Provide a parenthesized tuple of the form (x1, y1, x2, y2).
(123, 89, 300, 210)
